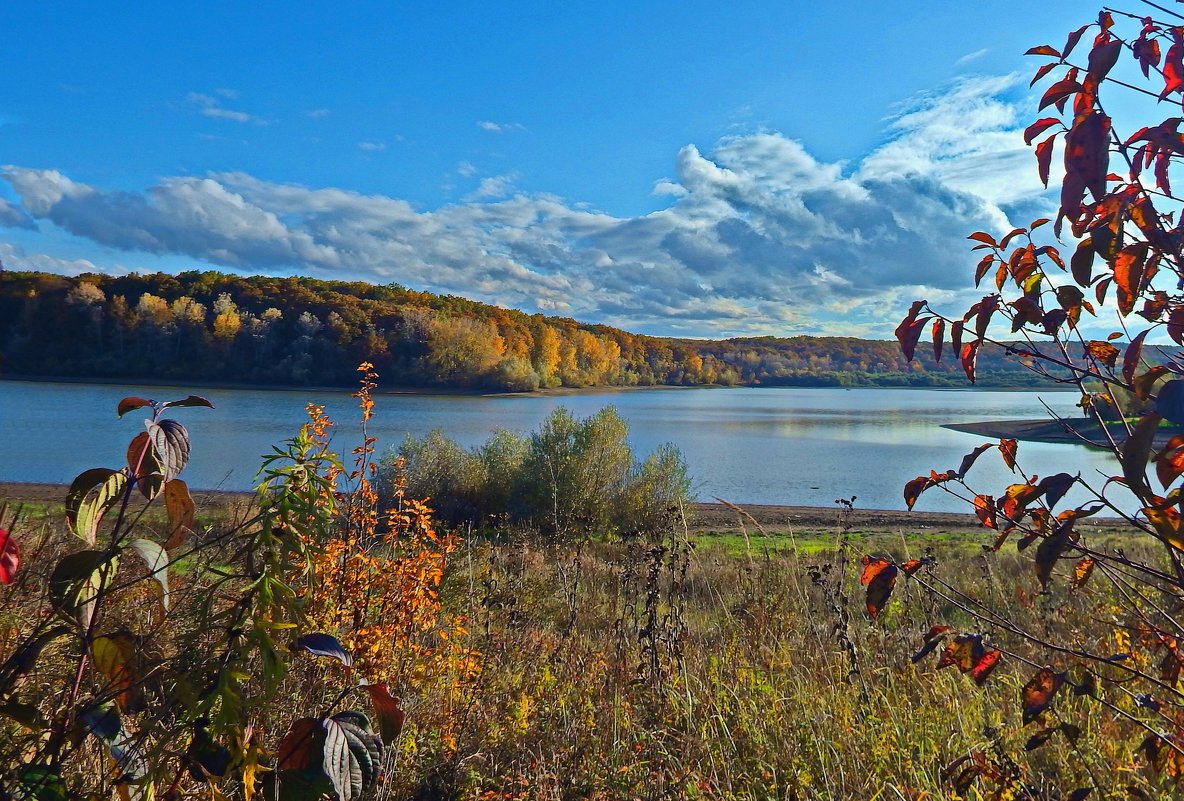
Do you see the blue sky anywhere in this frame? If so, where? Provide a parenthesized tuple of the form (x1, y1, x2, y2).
(1, 2, 1091, 337)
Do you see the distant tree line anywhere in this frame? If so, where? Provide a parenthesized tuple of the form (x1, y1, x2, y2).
(0, 270, 1045, 390)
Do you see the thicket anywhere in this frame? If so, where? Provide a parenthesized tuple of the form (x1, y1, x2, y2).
(0, 366, 477, 800)
(0, 269, 1044, 391)
(387, 407, 691, 537)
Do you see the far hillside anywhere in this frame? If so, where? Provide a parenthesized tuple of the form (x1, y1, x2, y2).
(0, 270, 1045, 390)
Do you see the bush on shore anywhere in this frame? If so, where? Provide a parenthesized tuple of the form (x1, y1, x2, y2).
(385, 406, 691, 537)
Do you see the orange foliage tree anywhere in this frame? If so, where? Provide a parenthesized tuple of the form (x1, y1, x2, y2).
(883, 6, 1184, 797)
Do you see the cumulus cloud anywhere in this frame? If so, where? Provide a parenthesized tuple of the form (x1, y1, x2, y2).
(0, 241, 104, 275)
(187, 92, 264, 125)
(465, 173, 518, 201)
(0, 78, 1046, 337)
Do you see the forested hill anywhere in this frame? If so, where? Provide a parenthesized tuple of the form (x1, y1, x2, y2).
(0, 270, 1042, 390)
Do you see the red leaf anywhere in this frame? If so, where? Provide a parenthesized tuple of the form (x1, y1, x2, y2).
(950, 320, 964, 360)
(1169, 306, 1184, 345)
(974, 296, 999, 339)
(931, 318, 945, 363)
(1163, 40, 1184, 99)
(1064, 112, 1111, 203)
(974, 254, 995, 287)
(365, 682, 407, 745)
(967, 231, 996, 246)
(938, 634, 986, 672)
(958, 443, 995, 477)
(895, 316, 931, 362)
(903, 476, 931, 511)
(1086, 37, 1122, 83)
(1114, 242, 1150, 316)
(1062, 24, 1090, 60)
(1024, 117, 1062, 146)
(1039, 77, 1081, 111)
(1000, 438, 1018, 470)
(960, 340, 981, 383)
(116, 397, 153, 418)
(900, 558, 925, 576)
(1123, 330, 1151, 384)
(1026, 44, 1061, 58)
(1030, 61, 1059, 87)
(276, 718, 323, 770)
(1039, 472, 1076, 508)
(1071, 237, 1094, 286)
(0, 529, 18, 585)
(971, 649, 1003, 686)
(1035, 135, 1056, 187)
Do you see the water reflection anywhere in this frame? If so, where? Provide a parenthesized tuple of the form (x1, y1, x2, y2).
(0, 380, 1123, 513)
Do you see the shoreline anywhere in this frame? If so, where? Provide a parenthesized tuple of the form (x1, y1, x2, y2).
(0, 373, 1059, 398)
(0, 481, 1099, 535)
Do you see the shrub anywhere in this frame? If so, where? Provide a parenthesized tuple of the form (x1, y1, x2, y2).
(389, 406, 691, 537)
(884, 8, 1184, 797)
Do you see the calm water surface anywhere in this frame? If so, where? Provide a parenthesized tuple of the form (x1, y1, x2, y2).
(0, 380, 1123, 513)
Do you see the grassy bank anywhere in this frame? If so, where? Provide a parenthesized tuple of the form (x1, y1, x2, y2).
(0, 486, 1164, 799)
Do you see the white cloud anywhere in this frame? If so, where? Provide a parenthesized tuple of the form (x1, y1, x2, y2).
(187, 92, 265, 125)
(0, 242, 104, 275)
(955, 48, 990, 66)
(477, 120, 525, 132)
(465, 173, 518, 200)
(306, 108, 332, 119)
(1, 78, 1050, 337)
(358, 141, 386, 152)
(456, 161, 478, 178)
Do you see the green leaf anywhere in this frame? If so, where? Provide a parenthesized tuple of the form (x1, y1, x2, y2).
(130, 538, 169, 612)
(50, 550, 116, 627)
(16, 766, 69, 801)
(66, 468, 127, 545)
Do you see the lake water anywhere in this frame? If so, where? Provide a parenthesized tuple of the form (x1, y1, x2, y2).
(0, 380, 1126, 513)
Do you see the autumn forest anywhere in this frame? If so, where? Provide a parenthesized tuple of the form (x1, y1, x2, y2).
(0, 269, 1039, 390)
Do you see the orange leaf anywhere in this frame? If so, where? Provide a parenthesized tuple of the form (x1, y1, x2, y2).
(1072, 558, 1095, 590)
(1026, 44, 1061, 58)
(860, 556, 898, 620)
(938, 634, 985, 673)
(1022, 668, 1065, 725)
(974, 494, 998, 529)
(1000, 439, 1018, 470)
(1085, 340, 1120, 368)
